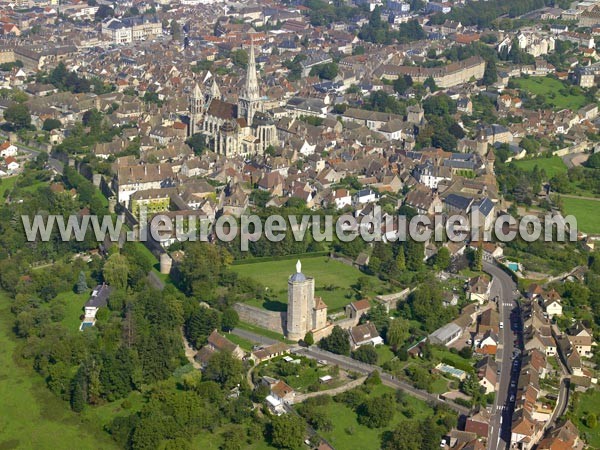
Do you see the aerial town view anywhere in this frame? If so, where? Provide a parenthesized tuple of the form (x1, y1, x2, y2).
(1, 0, 600, 449)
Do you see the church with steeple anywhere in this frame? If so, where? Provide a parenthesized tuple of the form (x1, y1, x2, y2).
(188, 38, 278, 158)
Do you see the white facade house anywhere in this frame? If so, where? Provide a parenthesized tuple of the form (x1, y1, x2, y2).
(0, 142, 17, 157)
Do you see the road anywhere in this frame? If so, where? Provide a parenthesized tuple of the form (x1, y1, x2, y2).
(484, 262, 521, 450)
(294, 346, 470, 416)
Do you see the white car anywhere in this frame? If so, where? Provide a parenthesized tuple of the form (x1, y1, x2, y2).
(499, 322, 504, 329)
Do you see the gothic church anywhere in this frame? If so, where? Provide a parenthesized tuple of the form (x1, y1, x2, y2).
(189, 40, 278, 158)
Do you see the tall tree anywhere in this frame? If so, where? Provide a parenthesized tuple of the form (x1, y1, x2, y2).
(386, 317, 410, 351)
(270, 414, 305, 449)
(103, 253, 129, 289)
(3, 102, 31, 129)
(76, 271, 88, 294)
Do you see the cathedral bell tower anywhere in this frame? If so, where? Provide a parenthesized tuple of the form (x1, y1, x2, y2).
(189, 82, 204, 136)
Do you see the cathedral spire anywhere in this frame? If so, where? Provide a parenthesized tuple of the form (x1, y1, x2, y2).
(192, 82, 203, 101)
(210, 78, 221, 101)
(242, 36, 260, 101)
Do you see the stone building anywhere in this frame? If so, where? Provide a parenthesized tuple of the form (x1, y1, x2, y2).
(286, 260, 327, 341)
(188, 40, 278, 158)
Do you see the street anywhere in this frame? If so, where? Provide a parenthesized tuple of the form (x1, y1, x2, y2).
(484, 262, 521, 450)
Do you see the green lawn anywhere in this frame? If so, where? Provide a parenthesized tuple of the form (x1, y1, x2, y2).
(224, 332, 254, 351)
(572, 389, 600, 449)
(232, 256, 389, 312)
(0, 291, 118, 450)
(562, 197, 600, 234)
(319, 384, 433, 450)
(54, 290, 88, 331)
(513, 76, 588, 110)
(374, 345, 395, 366)
(513, 156, 567, 178)
(236, 321, 291, 343)
(0, 175, 18, 197)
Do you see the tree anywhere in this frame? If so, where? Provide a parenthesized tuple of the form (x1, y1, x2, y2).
(310, 62, 339, 80)
(4, 102, 31, 129)
(482, 59, 498, 85)
(221, 308, 239, 332)
(103, 253, 129, 290)
(303, 331, 314, 346)
(352, 345, 378, 364)
(382, 421, 422, 450)
(473, 245, 483, 271)
(270, 414, 304, 449)
(221, 426, 246, 450)
(586, 152, 600, 169)
(42, 118, 62, 131)
(94, 4, 113, 20)
(76, 271, 88, 294)
(357, 395, 394, 428)
(170, 20, 181, 40)
(70, 366, 87, 412)
(434, 247, 451, 271)
(587, 413, 597, 428)
(186, 306, 221, 347)
(185, 133, 207, 155)
(386, 317, 410, 351)
(319, 325, 350, 355)
(204, 351, 243, 389)
(395, 250, 406, 271)
(230, 49, 249, 69)
(424, 76, 437, 92)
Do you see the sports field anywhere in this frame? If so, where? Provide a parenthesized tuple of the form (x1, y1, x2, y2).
(231, 256, 387, 311)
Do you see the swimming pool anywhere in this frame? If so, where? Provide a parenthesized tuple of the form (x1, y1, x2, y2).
(507, 262, 519, 272)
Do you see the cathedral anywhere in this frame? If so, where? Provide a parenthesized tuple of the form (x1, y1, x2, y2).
(286, 260, 328, 341)
(189, 40, 278, 158)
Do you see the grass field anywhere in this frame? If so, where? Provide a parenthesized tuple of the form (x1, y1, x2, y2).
(319, 384, 433, 450)
(224, 332, 254, 351)
(513, 156, 567, 178)
(0, 175, 17, 197)
(54, 290, 88, 330)
(232, 256, 388, 312)
(562, 197, 600, 234)
(573, 389, 600, 449)
(514, 76, 588, 110)
(0, 291, 118, 450)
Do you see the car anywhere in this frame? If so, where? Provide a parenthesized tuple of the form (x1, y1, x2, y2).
(510, 381, 516, 388)
(510, 394, 515, 402)
(466, 339, 472, 345)
(499, 322, 504, 329)
(318, 360, 328, 365)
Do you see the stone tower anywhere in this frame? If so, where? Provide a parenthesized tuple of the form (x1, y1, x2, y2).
(485, 147, 496, 174)
(238, 38, 262, 126)
(476, 129, 488, 156)
(286, 260, 315, 341)
(189, 82, 204, 136)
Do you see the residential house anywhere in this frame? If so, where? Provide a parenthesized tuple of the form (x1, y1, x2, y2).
(349, 322, 383, 349)
(206, 329, 245, 360)
(468, 275, 492, 304)
(567, 322, 596, 358)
